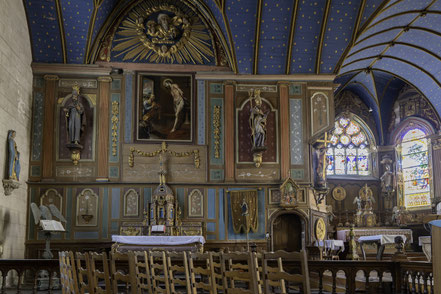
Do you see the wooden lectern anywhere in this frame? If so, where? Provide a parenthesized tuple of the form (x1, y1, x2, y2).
(431, 220, 441, 294)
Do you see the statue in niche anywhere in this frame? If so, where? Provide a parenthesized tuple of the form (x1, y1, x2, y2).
(163, 78, 187, 133)
(64, 84, 86, 146)
(7, 130, 20, 181)
(380, 157, 395, 193)
(249, 89, 269, 150)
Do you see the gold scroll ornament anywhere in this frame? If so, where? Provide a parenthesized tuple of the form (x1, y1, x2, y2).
(129, 141, 200, 168)
(229, 190, 258, 234)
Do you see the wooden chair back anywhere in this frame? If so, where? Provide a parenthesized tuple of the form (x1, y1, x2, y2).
(262, 250, 310, 294)
(133, 251, 152, 294)
(110, 251, 138, 294)
(75, 252, 93, 294)
(149, 251, 170, 294)
(188, 252, 215, 294)
(209, 252, 225, 292)
(166, 251, 191, 294)
(90, 251, 112, 294)
(59, 251, 79, 294)
(221, 252, 261, 294)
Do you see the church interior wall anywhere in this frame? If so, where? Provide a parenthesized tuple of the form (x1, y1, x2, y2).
(25, 65, 335, 256)
(0, 0, 33, 259)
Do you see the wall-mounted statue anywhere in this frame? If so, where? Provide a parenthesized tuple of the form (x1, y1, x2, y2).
(64, 84, 86, 146)
(7, 130, 20, 181)
(2, 130, 20, 195)
(249, 89, 269, 167)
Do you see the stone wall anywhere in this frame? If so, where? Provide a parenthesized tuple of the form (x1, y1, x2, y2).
(0, 0, 33, 258)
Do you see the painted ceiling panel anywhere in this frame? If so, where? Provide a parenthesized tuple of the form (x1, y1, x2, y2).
(347, 71, 378, 104)
(363, 12, 417, 36)
(385, 44, 441, 80)
(340, 58, 374, 73)
(201, 0, 230, 48)
(225, 0, 257, 73)
(375, 71, 405, 133)
(344, 43, 388, 64)
(398, 30, 441, 56)
(60, 0, 93, 63)
(374, 0, 432, 23)
(350, 28, 401, 53)
(334, 72, 359, 90)
(257, 0, 292, 74)
(360, 0, 384, 28)
(345, 82, 382, 136)
(24, 0, 63, 63)
(91, 0, 118, 47)
(289, 0, 326, 74)
(412, 13, 441, 35)
(320, 0, 360, 73)
(373, 58, 441, 113)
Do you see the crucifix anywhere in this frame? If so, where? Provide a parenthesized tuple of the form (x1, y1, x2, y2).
(129, 141, 200, 184)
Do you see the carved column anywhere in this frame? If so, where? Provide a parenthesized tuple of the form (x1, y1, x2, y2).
(42, 75, 59, 179)
(97, 76, 112, 180)
(279, 83, 290, 179)
(225, 82, 235, 181)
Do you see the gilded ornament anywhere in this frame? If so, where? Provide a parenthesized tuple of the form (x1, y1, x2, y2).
(112, 3, 214, 64)
(332, 186, 346, 201)
(213, 105, 221, 158)
(315, 218, 326, 241)
(111, 101, 119, 156)
(129, 142, 200, 169)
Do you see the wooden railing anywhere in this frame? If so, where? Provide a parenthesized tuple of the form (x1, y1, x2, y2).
(0, 258, 432, 293)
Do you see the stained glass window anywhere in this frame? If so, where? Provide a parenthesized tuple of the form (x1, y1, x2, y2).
(401, 129, 431, 209)
(326, 116, 372, 176)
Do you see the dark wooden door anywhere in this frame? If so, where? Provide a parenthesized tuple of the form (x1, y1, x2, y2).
(272, 214, 302, 252)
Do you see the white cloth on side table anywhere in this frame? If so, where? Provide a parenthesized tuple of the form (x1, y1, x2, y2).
(358, 234, 407, 245)
(112, 235, 206, 245)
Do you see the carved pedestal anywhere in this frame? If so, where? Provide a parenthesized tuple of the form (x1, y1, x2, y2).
(2, 179, 19, 195)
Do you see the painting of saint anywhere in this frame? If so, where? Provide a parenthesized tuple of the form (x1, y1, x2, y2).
(137, 74, 192, 142)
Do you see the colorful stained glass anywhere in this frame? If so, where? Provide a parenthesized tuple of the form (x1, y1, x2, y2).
(335, 146, 345, 175)
(403, 129, 425, 141)
(346, 121, 360, 135)
(326, 116, 372, 176)
(339, 117, 350, 127)
(340, 135, 350, 145)
(403, 166, 429, 181)
(404, 192, 431, 208)
(352, 132, 366, 146)
(401, 128, 431, 209)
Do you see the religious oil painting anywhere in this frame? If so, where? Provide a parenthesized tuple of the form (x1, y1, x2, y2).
(137, 73, 193, 142)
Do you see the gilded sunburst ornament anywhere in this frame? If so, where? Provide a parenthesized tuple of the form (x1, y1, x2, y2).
(112, 2, 214, 64)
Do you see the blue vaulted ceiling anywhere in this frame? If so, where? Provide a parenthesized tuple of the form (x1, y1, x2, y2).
(23, 0, 441, 142)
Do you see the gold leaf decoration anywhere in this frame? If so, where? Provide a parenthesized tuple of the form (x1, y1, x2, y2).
(112, 1, 214, 64)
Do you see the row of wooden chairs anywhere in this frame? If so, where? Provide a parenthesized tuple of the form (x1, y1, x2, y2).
(59, 249, 310, 294)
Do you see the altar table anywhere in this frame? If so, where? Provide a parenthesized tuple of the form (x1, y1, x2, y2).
(336, 228, 413, 243)
(112, 235, 205, 253)
(358, 235, 407, 260)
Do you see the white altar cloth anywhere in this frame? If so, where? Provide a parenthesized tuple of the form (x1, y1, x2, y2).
(358, 234, 407, 245)
(112, 235, 206, 245)
(314, 240, 345, 252)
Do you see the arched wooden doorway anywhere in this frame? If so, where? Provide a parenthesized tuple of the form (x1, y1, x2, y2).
(270, 211, 306, 252)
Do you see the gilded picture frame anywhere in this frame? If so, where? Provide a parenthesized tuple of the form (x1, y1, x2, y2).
(136, 73, 193, 142)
